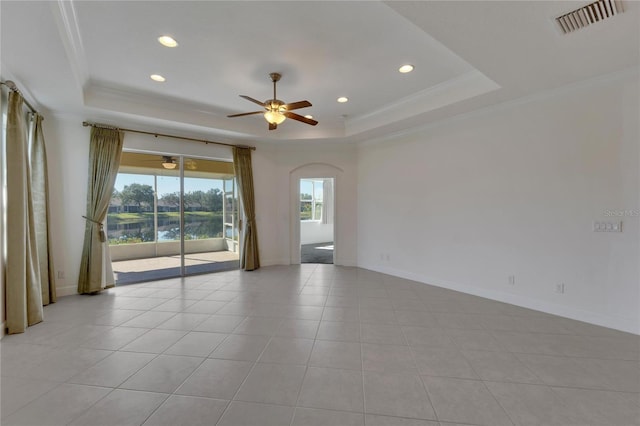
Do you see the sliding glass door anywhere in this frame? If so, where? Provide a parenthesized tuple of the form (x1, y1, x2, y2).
(223, 177, 239, 254)
(107, 151, 239, 285)
(183, 157, 239, 275)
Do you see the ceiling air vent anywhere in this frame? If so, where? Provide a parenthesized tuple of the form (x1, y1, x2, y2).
(556, 0, 623, 34)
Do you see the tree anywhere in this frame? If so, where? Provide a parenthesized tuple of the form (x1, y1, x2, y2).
(204, 188, 223, 212)
(184, 190, 206, 210)
(120, 183, 154, 209)
(299, 193, 313, 220)
(160, 192, 181, 208)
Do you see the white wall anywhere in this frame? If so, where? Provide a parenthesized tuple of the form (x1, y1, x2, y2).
(301, 222, 333, 245)
(252, 143, 358, 266)
(109, 238, 227, 261)
(45, 115, 91, 296)
(357, 70, 640, 334)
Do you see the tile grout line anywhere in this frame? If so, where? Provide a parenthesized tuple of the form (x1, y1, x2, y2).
(214, 313, 291, 424)
(130, 297, 237, 426)
(358, 280, 367, 421)
(4, 266, 638, 425)
(288, 263, 324, 426)
(402, 319, 441, 424)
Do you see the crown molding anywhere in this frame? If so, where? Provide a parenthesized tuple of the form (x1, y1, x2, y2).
(358, 65, 639, 149)
(51, 0, 89, 89)
(83, 80, 349, 141)
(346, 70, 500, 136)
(84, 81, 249, 137)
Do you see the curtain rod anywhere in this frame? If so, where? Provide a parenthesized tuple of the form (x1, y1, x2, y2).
(82, 121, 256, 151)
(1, 80, 39, 115)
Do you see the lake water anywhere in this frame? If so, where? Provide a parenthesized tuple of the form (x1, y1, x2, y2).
(107, 215, 224, 243)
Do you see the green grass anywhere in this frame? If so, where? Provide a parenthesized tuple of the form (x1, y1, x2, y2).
(108, 212, 154, 220)
(108, 211, 223, 223)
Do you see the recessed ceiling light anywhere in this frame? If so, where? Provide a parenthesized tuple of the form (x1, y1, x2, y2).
(337, 97, 348, 103)
(399, 64, 414, 73)
(158, 35, 178, 47)
(304, 115, 313, 119)
(150, 74, 166, 82)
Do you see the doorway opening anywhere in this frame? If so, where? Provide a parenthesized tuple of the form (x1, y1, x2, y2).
(300, 178, 334, 264)
(106, 151, 240, 284)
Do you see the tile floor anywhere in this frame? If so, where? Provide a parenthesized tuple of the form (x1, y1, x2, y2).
(1, 265, 638, 426)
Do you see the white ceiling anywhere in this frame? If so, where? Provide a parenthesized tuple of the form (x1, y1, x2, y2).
(1, 1, 637, 144)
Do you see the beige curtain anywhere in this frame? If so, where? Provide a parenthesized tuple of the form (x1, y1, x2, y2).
(233, 147, 260, 270)
(78, 127, 123, 294)
(29, 114, 57, 305)
(6, 92, 43, 333)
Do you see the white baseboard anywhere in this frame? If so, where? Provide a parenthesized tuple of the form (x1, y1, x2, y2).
(336, 258, 357, 267)
(259, 257, 358, 268)
(56, 285, 77, 297)
(360, 262, 639, 335)
(260, 258, 290, 267)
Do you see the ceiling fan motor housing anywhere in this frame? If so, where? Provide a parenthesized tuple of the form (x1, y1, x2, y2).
(267, 100, 285, 111)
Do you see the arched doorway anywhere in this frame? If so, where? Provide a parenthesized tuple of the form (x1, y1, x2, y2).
(289, 163, 343, 265)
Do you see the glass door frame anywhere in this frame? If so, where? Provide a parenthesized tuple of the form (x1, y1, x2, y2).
(179, 155, 185, 276)
(108, 149, 239, 283)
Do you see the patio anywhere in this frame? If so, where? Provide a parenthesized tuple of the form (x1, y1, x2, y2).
(112, 250, 239, 285)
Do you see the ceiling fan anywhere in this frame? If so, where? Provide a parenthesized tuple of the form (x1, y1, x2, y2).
(160, 156, 177, 170)
(227, 72, 318, 130)
(139, 156, 178, 169)
(160, 156, 198, 170)
(139, 156, 198, 170)
(134, 154, 198, 170)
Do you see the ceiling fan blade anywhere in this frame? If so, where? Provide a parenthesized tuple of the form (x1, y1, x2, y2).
(239, 95, 266, 107)
(283, 111, 318, 126)
(227, 111, 264, 118)
(269, 122, 277, 131)
(283, 100, 312, 111)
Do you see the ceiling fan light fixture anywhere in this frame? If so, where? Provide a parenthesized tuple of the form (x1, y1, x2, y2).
(162, 158, 177, 169)
(162, 162, 177, 170)
(264, 110, 286, 125)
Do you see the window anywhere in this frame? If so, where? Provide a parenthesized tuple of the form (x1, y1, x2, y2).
(300, 179, 323, 221)
(106, 152, 235, 245)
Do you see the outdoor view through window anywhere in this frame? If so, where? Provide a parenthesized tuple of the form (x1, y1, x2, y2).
(108, 174, 225, 243)
(107, 152, 239, 284)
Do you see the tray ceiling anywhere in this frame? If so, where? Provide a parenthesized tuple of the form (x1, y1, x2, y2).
(1, 1, 637, 144)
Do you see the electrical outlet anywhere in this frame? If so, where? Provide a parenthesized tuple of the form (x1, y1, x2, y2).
(508, 275, 515, 285)
(555, 283, 565, 294)
(57, 271, 65, 279)
(593, 221, 623, 232)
